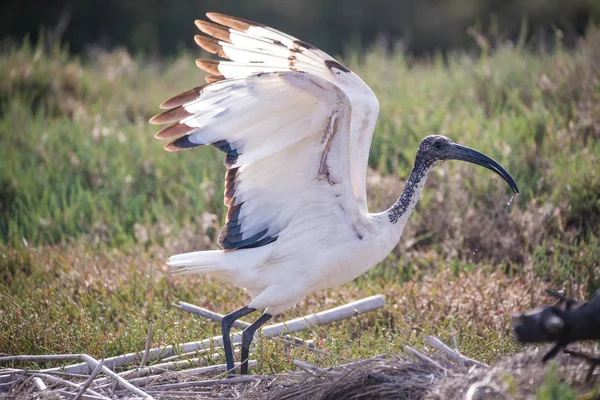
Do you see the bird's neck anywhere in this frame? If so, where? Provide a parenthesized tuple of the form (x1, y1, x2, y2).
(385, 158, 434, 237)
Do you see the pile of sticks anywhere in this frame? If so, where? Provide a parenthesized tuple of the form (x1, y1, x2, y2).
(0, 295, 386, 399)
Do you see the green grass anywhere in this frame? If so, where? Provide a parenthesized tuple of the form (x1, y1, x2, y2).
(1, 28, 599, 377)
(536, 362, 578, 400)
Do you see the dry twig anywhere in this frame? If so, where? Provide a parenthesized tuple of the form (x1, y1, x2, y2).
(73, 361, 104, 400)
(404, 346, 448, 372)
(144, 375, 256, 391)
(126, 361, 257, 388)
(292, 359, 327, 374)
(0, 353, 154, 399)
(424, 335, 488, 368)
(140, 322, 154, 368)
(32, 376, 47, 391)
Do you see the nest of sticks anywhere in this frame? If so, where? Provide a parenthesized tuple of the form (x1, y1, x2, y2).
(262, 355, 447, 400)
(4, 347, 597, 400)
(3, 292, 599, 399)
(0, 353, 452, 399)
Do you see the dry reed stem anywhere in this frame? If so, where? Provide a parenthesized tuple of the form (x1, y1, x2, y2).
(31, 376, 47, 391)
(73, 361, 104, 400)
(126, 361, 257, 387)
(405, 346, 448, 372)
(292, 359, 327, 374)
(139, 322, 153, 368)
(144, 375, 256, 391)
(425, 335, 489, 368)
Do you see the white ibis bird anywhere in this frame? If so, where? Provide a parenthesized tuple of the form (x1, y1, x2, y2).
(150, 13, 519, 375)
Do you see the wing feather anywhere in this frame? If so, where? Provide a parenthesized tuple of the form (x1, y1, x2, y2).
(152, 72, 357, 250)
(152, 13, 381, 252)
(195, 13, 380, 212)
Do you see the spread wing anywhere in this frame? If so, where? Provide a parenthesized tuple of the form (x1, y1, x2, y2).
(150, 14, 380, 251)
(193, 13, 379, 212)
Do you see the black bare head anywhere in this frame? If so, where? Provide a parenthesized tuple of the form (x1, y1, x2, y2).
(416, 135, 519, 194)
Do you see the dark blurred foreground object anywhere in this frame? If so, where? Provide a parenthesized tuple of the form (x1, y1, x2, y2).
(513, 289, 600, 380)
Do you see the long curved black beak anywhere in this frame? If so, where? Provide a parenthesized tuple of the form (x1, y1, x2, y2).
(450, 144, 519, 194)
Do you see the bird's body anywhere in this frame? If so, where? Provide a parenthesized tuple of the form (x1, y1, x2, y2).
(151, 13, 519, 375)
(170, 210, 400, 314)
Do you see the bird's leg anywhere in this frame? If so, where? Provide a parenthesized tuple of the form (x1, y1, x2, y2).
(240, 312, 272, 375)
(222, 306, 256, 376)
(563, 349, 600, 382)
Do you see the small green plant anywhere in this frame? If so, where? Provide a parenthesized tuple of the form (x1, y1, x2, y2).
(536, 362, 577, 400)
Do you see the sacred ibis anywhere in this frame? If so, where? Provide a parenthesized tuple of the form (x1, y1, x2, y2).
(150, 13, 519, 375)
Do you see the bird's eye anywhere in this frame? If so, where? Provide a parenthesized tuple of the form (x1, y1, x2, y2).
(434, 141, 442, 149)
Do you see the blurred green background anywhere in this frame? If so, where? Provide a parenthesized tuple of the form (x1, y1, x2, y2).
(2, 0, 599, 57)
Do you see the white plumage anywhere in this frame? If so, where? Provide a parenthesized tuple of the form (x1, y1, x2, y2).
(164, 69, 391, 314)
(150, 13, 519, 375)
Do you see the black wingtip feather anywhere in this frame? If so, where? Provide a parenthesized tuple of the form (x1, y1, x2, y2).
(225, 153, 239, 167)
(164, 135, 205, 152)
(242, 236, 277, 249)
(224, 224, 242, 237)
(219, 228, 276, 250)
(324, 60, 351, 73)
